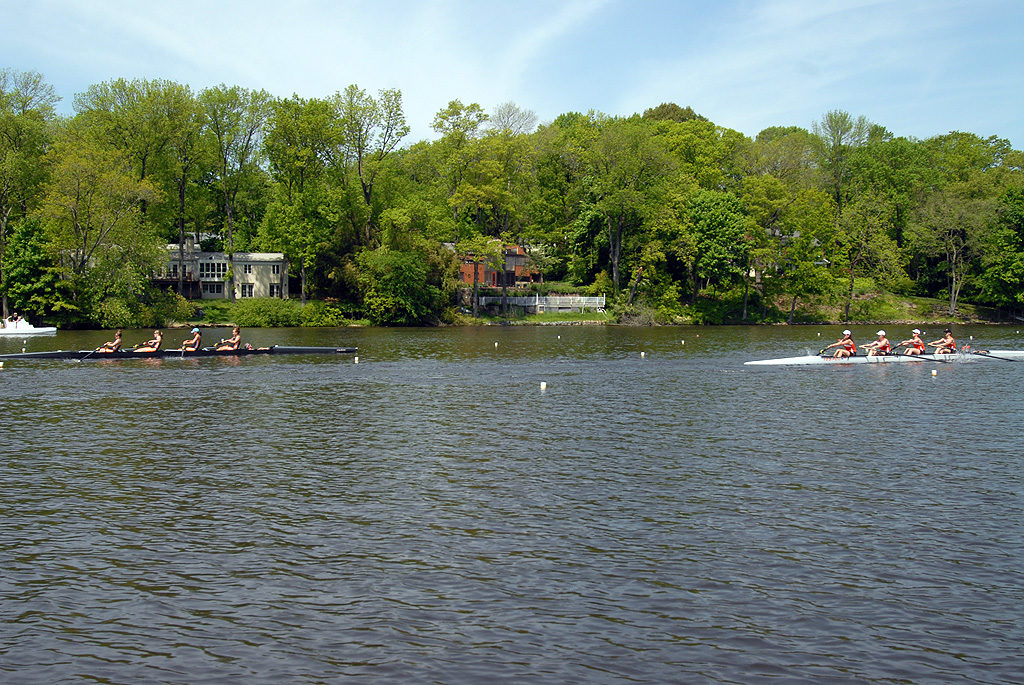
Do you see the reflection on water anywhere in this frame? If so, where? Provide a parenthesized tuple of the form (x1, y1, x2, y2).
(2, 325, 1023, 682)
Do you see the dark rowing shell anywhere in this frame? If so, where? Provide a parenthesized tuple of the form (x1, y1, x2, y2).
(0, 345, 357, 361)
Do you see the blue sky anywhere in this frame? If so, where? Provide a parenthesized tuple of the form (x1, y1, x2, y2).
(3, 0, 1022, 148)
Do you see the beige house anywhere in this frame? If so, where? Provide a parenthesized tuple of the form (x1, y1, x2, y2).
(157, 240, 290, 300)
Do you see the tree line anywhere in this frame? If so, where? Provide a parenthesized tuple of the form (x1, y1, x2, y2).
(2, 69, 1023, 327)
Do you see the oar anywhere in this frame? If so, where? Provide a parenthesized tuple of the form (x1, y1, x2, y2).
(967, 350, 1020, 362)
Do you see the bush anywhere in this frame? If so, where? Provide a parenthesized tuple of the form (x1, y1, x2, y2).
(300, 301, 345, 327)
(232, 298, 303, 327)
(97, 298, 145, 328)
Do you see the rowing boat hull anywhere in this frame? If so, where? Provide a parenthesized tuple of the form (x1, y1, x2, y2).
(0, 345, 357, 361)
(744, 350, 1024, 366)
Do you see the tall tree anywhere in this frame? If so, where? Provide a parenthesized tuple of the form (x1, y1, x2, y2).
(158, 85, 207, 292)
(200, 85, 271, 300)
(908, 186, 994, 315)
(584, 118, 672, 291)
(813, 109, 870, 217)
(977, 187, 1024, 313)
(836, 192, 901, 320)
(431, 99, 489, 220)
(36, 129, 161, 324)
(73, 78, 189, 221)
(683, 189, 749, 301)
(261, 95, 341, 303)
(0, 68, 58, 318)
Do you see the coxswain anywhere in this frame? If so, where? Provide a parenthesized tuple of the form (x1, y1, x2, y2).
(861, 330, 892, 357)
(180, 327, 202, 352)
(134, 330, 163, 353)
(823, 329, 857, 358)
(97, 329, 123, 353)
(896, 328, 926, 355)
(930, 328, 956, 355)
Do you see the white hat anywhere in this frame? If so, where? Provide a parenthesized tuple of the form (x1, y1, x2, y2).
(842, 329, 851, 335)
(912, 328, 921, 334)
(877, 330, 886, 336)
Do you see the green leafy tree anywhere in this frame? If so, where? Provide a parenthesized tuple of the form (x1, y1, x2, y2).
(683, 189, 749, 300)
(908, 185, 995, 315)
(835, 192, 902, 320)
(1, 217, 68, 321)
(36, 129, 162, 324)
(335, 85, 410, 244)
(356, 222, 456, 325)
(0, 68, 58, 318)
(73, 78, 193, 227)
(977, 187, 1024, 311)
(584, 118, 673, 291)
(813, 109, 870, 217)
(641, 103, 707, 123)
(200, 84, 272, 300)
(430, 100, 489, 220)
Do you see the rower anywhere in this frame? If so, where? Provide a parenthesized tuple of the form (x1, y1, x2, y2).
(134, 330, 163, 353)
(861, 330, 891, 357)
(930, 328, 956, 355)
(97, 329, 123, 353)
(823, 329, 856, 358)
(897, 328, 926, 356)
(216, 325, 242, 351)
(180, 327, 202, 352)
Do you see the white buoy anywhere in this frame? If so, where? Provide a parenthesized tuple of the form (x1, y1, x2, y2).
(494, 342, 498, 348)
(0, 361, 4, 369)
(540, 381, 547, 391)
(353, 356, 359, 364)
(641, 351, 646, 358)
(681, 340, 684, 345)
(932, 369, 937, 376)
(557, 335, 560, 339)
(970, 335, 974, 340)
(817, 332, 821, 336)
(21, 347, 25, 353)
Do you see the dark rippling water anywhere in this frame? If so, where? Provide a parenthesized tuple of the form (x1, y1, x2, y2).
(2, 325, 1023, 683)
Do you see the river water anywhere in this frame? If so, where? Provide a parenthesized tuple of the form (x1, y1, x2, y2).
(2, 324, 1023, 683)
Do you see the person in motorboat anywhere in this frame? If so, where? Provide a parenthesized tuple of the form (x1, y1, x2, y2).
(930, 328, 956, 355)
(861, 330, 892, 356)
(897, 328, 926, 355)
(134, 330, 163, 353)
(215, 326, 242, 351)
(823, 329, 857, 358)
(97, 329, 123, 353)
(179, 327, 202, 352)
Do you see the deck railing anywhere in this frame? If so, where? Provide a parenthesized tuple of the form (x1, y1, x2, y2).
(476, 295, 605, 312)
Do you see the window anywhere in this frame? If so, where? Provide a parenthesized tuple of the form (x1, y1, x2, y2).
(272, 264, 281, 275)
(269, 284, 281, 297)
(241, 284, 254, 298)
(199, 261, 228, 279)
(243, 264, 252, 274)
(202, 282, 224, 294)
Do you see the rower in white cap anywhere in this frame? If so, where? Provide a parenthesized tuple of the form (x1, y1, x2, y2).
(897, 328, 926, 355)
(823, 329, 857, 358)
(861, 330, 891, 357)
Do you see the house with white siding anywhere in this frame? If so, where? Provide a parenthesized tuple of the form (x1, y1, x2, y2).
(157, 239, 290, 300)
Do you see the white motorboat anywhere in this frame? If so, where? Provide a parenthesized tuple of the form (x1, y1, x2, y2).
(0, 319, 57, 336)
(745, 350, 1024, 366)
